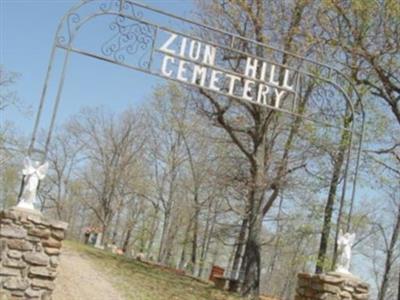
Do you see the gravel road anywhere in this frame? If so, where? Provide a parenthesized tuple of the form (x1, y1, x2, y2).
(53, 246, 124, 300)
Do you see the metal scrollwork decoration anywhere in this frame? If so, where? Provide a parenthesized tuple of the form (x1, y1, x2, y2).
(57, 12, 81, 46)
(101, 14, 155, 68)
(55, 0, 155, 69)
(123, 1, 144, 19)
(99, 0, 120, 13)
(56, 0, 111, 47)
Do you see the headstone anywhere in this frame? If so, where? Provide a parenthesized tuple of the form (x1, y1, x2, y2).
(94, 232, 103, 249)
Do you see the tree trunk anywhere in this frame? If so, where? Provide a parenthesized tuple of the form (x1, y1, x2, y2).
(191, 206, 200, 275)
(178, 221, 192, 270)
(241, 211, 263, 299)
(280, 236, 304, 299)
(198, 200, 218, 278)
(378, 206, 400, 300)
(146, 208, 159, 259)
(266, 197, 283, 279)
(332, 113, 353, 269)
(164, 219, 179, 266)
(197, 200, 214, 277)
(122, 227, 132, 253)
(197, 201, 212, 277)
(316, 113, 351, 274)
(158, 208, 171, 263)
(101, 211, 112, 245)
(112, 205, 122, 243)
(230, 218, 248, 280)
(315, 165, 341, 273)
(146, 234, 155, 259)
(397, 270, 400, 300)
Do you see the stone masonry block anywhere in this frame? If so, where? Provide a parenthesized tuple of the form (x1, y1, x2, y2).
(23, 252, 49, 266)
(7, 239, 33, 251)
(3, 277, 29, 290)
(295, 272, 370, 300)
(0, 224, 27, 239)
(0, 208, 68, 299)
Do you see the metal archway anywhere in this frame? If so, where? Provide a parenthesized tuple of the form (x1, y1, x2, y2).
(25, 0, 365, 232)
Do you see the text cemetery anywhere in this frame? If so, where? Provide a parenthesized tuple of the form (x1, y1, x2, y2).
(158, 33, 296, 108)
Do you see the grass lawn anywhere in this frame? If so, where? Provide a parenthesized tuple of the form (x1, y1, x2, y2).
(65, 240, 242, 300)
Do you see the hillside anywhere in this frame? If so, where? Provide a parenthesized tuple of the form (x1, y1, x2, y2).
(54, 241, 242, 300)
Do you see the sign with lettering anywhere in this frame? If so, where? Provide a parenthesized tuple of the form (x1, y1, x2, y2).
(156, 32, 297, 109)
(30, 0, 363, 214)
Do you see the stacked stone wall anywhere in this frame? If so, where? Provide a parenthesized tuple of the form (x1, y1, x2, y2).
(0, 208, 67, 299)
(296, 272, 369, 300)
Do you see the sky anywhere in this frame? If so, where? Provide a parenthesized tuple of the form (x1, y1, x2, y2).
(0, 0, 194, 137)
(0, 0, 373, 205)
(0, 0, 382, 290)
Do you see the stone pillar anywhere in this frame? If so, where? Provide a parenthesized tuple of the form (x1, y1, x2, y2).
(295, 272, 369, 300)
(0, 208, 68, 299)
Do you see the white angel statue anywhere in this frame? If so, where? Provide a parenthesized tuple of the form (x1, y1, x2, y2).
(17, 157, 49, 211)
(335, 230, 356, 274)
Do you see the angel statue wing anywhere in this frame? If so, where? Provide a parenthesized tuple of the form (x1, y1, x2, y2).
(22, 157, 36, 176)
(36, 161, 49, 180)
(347, 233, 356, 246)
(338, 230, 344, 243)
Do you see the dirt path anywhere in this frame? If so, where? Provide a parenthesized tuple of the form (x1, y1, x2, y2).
(53, 245, 124, 300)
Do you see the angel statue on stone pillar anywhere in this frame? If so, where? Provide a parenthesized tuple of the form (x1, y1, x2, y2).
(17, 157, 49, 211)
(335, 230, 356, 274)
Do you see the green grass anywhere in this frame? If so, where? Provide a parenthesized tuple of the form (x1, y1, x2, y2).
(65, 240, 242, 300)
